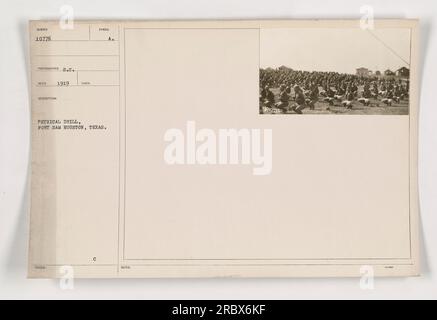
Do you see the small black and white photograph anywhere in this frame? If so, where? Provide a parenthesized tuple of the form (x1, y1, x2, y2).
(259, 27, 411, 115)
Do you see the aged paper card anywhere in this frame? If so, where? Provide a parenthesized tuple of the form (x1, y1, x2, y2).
(28, 20, 420, 278)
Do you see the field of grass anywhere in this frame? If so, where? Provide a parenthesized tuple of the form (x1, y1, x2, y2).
(261, 87, 409, 115)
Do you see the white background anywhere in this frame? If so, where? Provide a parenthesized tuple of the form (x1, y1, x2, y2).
(0, 0, 436, 300)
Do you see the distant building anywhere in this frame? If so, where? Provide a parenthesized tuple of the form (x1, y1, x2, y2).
(375, 70, 381, 76)
(396, 67, 410, 78)
(278, 65, 292, 71)
(356, 67, 371, 77)
(384, 69, 395, 76)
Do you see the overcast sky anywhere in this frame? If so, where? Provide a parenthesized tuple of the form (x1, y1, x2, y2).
(260, 28, 411, 74)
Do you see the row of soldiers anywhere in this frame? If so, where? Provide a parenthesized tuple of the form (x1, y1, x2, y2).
(260, 67, 409, 113)
(260, 83, 317, 114)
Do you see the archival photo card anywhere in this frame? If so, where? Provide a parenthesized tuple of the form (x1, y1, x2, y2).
(28, 20, 419, 278)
